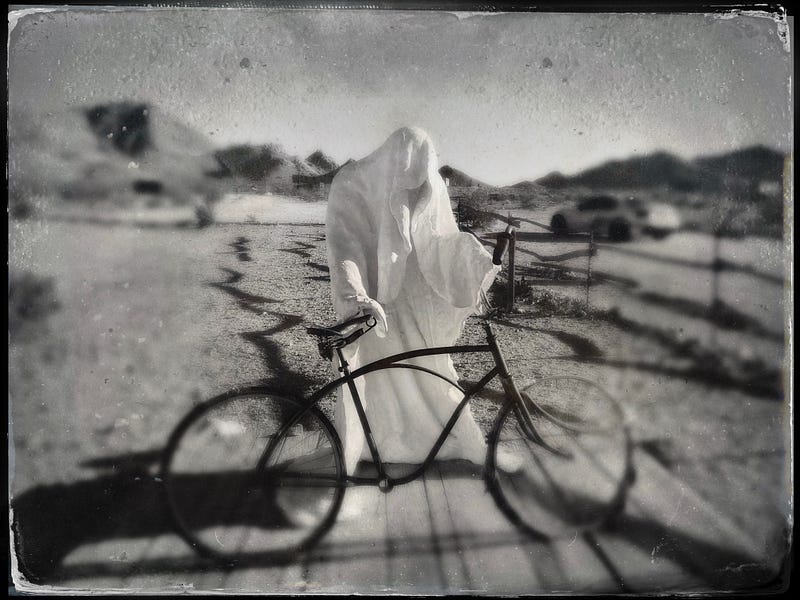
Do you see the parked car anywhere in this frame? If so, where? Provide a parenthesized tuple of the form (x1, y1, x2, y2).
(635, 199, 682, 239)
(550, 195, 681, 241)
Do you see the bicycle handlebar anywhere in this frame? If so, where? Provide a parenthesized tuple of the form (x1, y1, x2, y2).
(334, 313, 376, 332)
(492, 224, 516, 265)
(492, 236, 510, 265)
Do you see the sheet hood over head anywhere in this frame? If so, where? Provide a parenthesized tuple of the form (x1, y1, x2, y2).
(326, 126, 497, 325)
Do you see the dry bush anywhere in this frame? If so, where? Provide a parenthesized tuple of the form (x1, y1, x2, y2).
(8, 271, 61, 337)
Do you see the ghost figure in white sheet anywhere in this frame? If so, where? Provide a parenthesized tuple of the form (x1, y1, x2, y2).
(325, 127, 501, 474)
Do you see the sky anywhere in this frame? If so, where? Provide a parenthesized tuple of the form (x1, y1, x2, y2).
(7, 7, 793, 186)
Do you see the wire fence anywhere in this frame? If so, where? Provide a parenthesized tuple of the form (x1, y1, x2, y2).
(454, 203, 784, 341)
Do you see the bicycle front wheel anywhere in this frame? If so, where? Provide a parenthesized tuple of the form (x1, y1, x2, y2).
(161, 388, 346, 563)
(487, 376, 633, 540)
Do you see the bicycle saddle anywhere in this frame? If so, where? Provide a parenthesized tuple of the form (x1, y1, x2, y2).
(306, 314, 376, 359)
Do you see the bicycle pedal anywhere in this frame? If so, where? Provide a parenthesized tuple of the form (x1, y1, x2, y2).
(626, 464, 638, 485)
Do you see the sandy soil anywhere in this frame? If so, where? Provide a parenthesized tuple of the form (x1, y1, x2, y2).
(8, 215, 792, 587)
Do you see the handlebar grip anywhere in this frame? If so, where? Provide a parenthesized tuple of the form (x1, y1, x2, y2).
(493, 234, 510, 265)
(340, 313, 374, 330)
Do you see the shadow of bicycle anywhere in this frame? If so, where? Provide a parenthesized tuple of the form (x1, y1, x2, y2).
(10, 449, 309, 583)
(11, 450, 784, 593)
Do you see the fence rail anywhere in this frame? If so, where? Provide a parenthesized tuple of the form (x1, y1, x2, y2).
(457, 203, 784, 318)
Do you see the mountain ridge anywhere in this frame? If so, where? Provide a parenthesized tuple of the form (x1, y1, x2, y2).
(527, 145, 786, 194)
(210, 140, 786, 199)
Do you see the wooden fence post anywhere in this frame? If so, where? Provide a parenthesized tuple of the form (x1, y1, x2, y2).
(501, 213, 516, 313)
(710, 228, 722, 349)
(507, 228, 516, 312)
(585, 231, 594, 308)
(711, 229, 722, 308)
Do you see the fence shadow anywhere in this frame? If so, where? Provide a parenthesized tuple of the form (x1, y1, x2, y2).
(240, 323, 321, 393)
(229, 236, 252, 261)
(209, 235, 329, 395)
(494, 319, 604, 358)
(596, 243, 784, 286)
(209, 267, 281, 314)
(43, 213, 199, 230)
(10, 454, 784, 592)
(560, 355, 782, 400)
(628, 289, 783, 342)
(494, 299, 782, 399)
(279, 241, 315, 260)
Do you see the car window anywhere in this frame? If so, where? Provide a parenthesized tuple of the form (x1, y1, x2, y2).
(577, 196, 618, 211)
(625, 197, 643, 210)
(625, 197, 649, 216)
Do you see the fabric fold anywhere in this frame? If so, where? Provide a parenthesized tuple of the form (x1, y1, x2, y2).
(325, 126, 499, 474)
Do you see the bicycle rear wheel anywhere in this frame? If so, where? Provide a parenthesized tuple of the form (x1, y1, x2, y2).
(161, 388, 345, 563)
(487, 377, 633, 540)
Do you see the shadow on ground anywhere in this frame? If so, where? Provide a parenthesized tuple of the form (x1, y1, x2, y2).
(495, 313, 783, 400)
(208, 235, 327, 394)
(10, 456, 786, 593)
(10, 233, 787, 591)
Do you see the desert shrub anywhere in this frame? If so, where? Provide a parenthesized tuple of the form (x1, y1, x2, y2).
(456, 202, 497, 229)
(486, 273, 511, 309)
(524, 287, 591, 318)
(680, 193, 784, 239)
(756, 194, 785, 238)
(487, 277, 590, 317)
(9, 189, 34, 219)
(8, 272, 60, 335)
(195, 204, 215, 228)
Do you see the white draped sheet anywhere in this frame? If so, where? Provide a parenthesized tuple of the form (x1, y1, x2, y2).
(325, 127, 500, 473)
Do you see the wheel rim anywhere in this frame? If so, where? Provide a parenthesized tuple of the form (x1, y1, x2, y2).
(162, 390, 345, 561)
(487, 377, 632, 539)
(610, 220, 631, 241)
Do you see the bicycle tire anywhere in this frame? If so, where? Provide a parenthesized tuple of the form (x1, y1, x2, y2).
(486, 376, 634, 540)
(161, 387, 346, 563)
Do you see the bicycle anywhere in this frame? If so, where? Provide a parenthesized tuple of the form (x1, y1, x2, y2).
(161, 236, 635, 565)
(160, 316, 636, 564)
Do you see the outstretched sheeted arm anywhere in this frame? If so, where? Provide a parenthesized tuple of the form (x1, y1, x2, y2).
(326, 179, 388, 335)
(416, 230, 501, 310)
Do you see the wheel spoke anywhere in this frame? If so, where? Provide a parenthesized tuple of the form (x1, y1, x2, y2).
(489, 377, 632, 541)
(163, 390, 345, 561)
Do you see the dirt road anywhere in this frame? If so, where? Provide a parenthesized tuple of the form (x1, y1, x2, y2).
(8, 216, 791, 592)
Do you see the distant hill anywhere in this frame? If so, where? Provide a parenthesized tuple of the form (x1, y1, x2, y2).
(534, 151, 703, 191)
(496, 178, 571, 210)
(439, 165, 489, 188)
(9, 101, 224, 217)
(531, 172, 571, 188)
(533, 146, 786, 194)
(693, 145, 785, 185)
(305, 150, 339, 174)
(213, 144, 339, 194)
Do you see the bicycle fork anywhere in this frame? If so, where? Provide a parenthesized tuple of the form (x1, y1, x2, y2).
(484, 323, 571, 458)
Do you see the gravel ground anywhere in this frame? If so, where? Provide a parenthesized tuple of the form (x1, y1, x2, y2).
(8, 217, 792, 585)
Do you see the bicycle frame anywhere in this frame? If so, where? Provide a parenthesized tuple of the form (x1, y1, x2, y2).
(266, 322, 546, 490)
